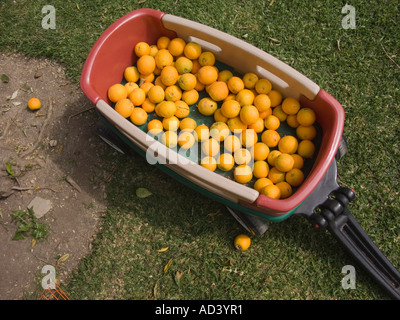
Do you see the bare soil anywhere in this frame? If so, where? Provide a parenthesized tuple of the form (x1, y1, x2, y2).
(0, 52, 110, 299)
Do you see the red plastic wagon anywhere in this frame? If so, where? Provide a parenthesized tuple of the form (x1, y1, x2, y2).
(80, 8, 400, 299)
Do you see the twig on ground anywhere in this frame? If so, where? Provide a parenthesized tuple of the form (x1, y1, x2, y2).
(20, 98, 54, 158)
(0, 118, 12, 140)
(67, 106, 95, 124)
(381, 43, 400, 70)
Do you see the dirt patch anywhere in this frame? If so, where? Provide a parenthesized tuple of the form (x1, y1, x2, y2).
(0, 52, 110, 299)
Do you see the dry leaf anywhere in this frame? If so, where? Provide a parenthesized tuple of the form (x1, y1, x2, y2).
(10, 90, 18, 100)
(57, 253, 69, 264)
(175, 271, 184, 286)
(163, 259, 173, 274)
(31, 238, 36, 248)
(157, 247, 169, 253)
(153, 282, 158, 298)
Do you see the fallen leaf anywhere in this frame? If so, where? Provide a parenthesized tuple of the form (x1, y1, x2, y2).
(10, 90, 18, 100)
(163, 259, 172, 274)
(157, 247, 169, 253)
(57, 253, 69, 264)
(153, 282, 158, 298)
(31, 238, 36, 248)
(175, 271, 184, 286)
(136, 187, 152, 198)
(1, 74, 9, 83)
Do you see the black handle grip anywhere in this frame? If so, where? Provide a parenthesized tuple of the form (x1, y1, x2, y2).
(327, 206, 400, 299)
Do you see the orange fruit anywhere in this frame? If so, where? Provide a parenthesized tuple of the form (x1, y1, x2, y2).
(227, 116, 247, 134)
(164, 85, 182, 102)
(197, 65, 218, 85)
(214, 108, 228, 123)
(218, 70, 234, 83)
(278, 135, 298, 154)
(248, 117, 264, 133)
(147, 119, 164, 135)
(217, 153, 235, 172)
(253, 178, 273, 193)
(174, 100, 190, 118)
(240, 105, 259, 125)
(139, 72, 155, 85)
(268, 167, 285, 184)
(297, 140, 315, 158)
(147, 85, 165, 104)
(234, 148, 252, 165)
(291, 154, 304, 169)
(236, 89, 255, 106)
(184, 42, 202, 60)
(253, 94, 271, 112)
(155, 49, 174, 69)
(296, 125, 317, 140)
(191, 59, 202, 74)
(194, 124, 210, 142)
(162, 115, 180, 131)
(154, 76, 167, 90)
(125, 82, 139, 95)
(210, 121, 230, 142)
(264, 115, 280, 130)
(155, 100, 177, 118)
(255, 78, 272, 94)
(198, 97, 217, 116)
(157, 36, 170, 50)
(134, 41, 151, 57)
(223, 134, 241, 153)
(130, 107, 148, 126)
(267, 149, 282, 166)
(136, 55, 156, 76)
(160, 65, 179, 86)
(286, 114, 300, 128)
(282, 97, 301, 115)
(27, 97, 41, 111)
(274, 153, 295, 172)
(240, 129, 258, 148)
(202, 138, 220, 157)
(227, 76, 245, 94)
(252, 142, 270, 161)
(162, 130, 178, 148)
(253, 160, 269, 179)
(243, 72, 259, 89)
(178, 131, 195, 149)
(178, 73, 197, 91)
(261, 184, 281, 199)
(201, 156, 217, 171)
(276, 181, 293, 199)
(108, 83, 128, 103)
(272, 105, 288, 122)
(140, 81, 154, 95)
(261, 129, 280, 148)
(114, 98, 133, 118)
(267, 89, 283, 107)
(124, 66, 140, 83)
(297, 108, 316, 126)
(207, 81, 229, 101)
(285, 168, 304, 187)
(149, 45, 158, 57)
(258, 108, 273, 120)
(128, 88, 146, 106)
(182, 89, 199, 105)
(175, 56, 193, 74)
(234, 234, 251, 251)
(234, 165, 253, 184)
(141, 98, 156, 113)
(179, 117, 197, 132)
(168, 37, 186, 56)
(221, 99, 241, 119)
(198, 51, 216, 66)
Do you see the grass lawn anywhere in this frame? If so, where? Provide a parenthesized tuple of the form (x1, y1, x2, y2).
(1, 0, 399, 300)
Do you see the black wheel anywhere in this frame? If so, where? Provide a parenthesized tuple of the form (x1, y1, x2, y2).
(335, 135, 348, 161)
(226, 207, 269, 236)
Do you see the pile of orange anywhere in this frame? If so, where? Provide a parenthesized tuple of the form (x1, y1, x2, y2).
(107, 36, 318, 200)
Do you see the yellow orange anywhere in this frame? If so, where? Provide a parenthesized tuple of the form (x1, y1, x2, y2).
(198, 97, 217, 116)
(157, 36, 170, 50)
(252, 142, 270, 161)
(207, 81, 229, 101)
(282, 97, 301, 115)
(214, 108, 228, 123)
(217, 153, 235, 172)
(175, 56, 193, 74)
(134, 41, 151, 57)
(240, 129, 258, 148)
(276, 181, 292, 199)
(155, 100, 177, 118)
(285, 168, 304, 187)
(286, 114, 300, 128)
(114, 98, 133, 118)
(194, 124, 210, 142)
(296, 125, 317, 140)
(227, 116, 247, 134)
(253, 160, 269, 179)
(130, 107, 148, 126)
(202, 138, 220, 157)
(243, 72, 259, 89)
(221, 99, 241, 119)
(236, 89, 255, 106)
(198, 51, 216, 66)
(267, 89, 283, 107)
(124, 66, 140, 83)
(125, 82, 139, 95)
(227, 76, 245, 94)
(155, 49, 174, 69)
(147, 85, 165, 104)
(184, 42, 202, 60)
(210, 121, 230, 142)
(267, 150, 282, 167)
(261, 129, 280, 148)
(218, 70, 234, 83)
(182, 89, 199, 105)
(297, 140, 315, 158)
(147, 119, 164, 135)
(141, 98, 156, 113)
(253, 94, 271, 112)
(253, 177, 273, 193)
(248, 117, 264, 133)
(168, 37, 186, 57)
(197, 65, 218, 85)
(278, 135, 298, 154)
(162, 130, 178, 148)
(201, 156, 217, 171)
(27, 97, 41, 111)
(128, 88, 146, 106)
(136, 55, 156, 76)
(268, 167, 285, 184)
(178, 131, 195, 149)
(160, 65, 179, 86)
(240, 105, 259, 125)
(234, 148, 252, 165)
(233, 165, 253, 184)
(291, 154, 304, 169)
(274, 153, 295, 173)
(108, 83, 128, 103)
(234, 234, 251, 251)
(223, 134, 241, 153)
(297, 108, 316, 126)
(174, 100, 190, 118)
(255, 78, 272, 94)
(165, 85, 182, 102)
(162, 115, 180, 131)
(179, 117, 197, 132)
(261, 184, 281, 199)
(178, 73, 197, 91)
(264, 115, 280, 130)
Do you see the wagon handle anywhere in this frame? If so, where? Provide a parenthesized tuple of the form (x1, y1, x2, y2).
(162, 14, 320, 101)
(309, 187, 400, 300)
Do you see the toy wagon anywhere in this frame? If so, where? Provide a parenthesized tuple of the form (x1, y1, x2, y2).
(80, 8, 400, 299)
